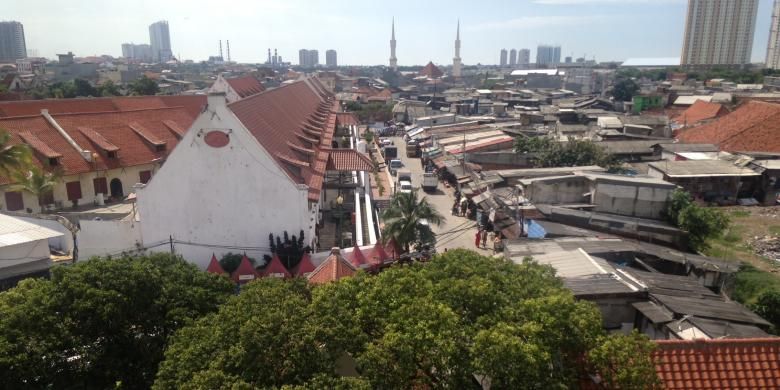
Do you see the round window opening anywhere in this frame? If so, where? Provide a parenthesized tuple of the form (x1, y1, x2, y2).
(204, 131, 230, 148)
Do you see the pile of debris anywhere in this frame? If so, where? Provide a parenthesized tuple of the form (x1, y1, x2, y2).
(750, 235, 780, 262)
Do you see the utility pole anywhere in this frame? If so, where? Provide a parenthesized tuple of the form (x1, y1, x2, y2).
(169, 235, 174, 255)
(514, 188, 524, 236)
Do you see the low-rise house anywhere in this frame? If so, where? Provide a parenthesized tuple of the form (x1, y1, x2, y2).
(673, 100, 729, 128)
(0, 213, 63, 290)
(653, 143, 720, 161)
(677, 101, 780, 154)
(749, 159, 780, 205)
(647, 160, 760, 203)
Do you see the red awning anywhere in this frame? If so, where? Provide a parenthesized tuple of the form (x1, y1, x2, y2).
(348, 244, 367, 267)
(293, 252, 316, 276)
(206, 253, 226, 275)
(326, 149, 374, 172)
(262, 254, 292, 278)
(366, 241, 389, 265)
(231, 255, 259, 284)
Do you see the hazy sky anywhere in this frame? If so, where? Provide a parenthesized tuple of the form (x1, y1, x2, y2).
(9, 0, 774, 65)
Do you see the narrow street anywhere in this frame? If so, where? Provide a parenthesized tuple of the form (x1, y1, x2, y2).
(392, 137, 494, 255)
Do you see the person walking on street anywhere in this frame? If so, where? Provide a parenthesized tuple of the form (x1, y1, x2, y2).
(481, 229, 488, 248)
(475, 230, 482, 248)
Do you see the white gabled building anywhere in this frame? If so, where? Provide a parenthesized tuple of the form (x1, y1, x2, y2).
(80, 77, 373, 268)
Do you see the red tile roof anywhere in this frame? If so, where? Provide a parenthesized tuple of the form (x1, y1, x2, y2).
(79, 126, 119, 152)
(231, 255, 259, 284)
(677, 101, 780, 153)
(18, 131, 62, 158)
(0, 95, 207, 118)
(326, 149, 374, 171)
(674, 100, 728, 127)
(307, 248, 356, 284)
(262, 254, 292, 278)
(206, 254, 227, 275)
(336, 112, 359, 127)
(293, 252, 316, 276)
(348, 244, 367, 267)
(226, 75, 266, 98)
(420, 62, 444, 79)
(653, 338, 780, 390)
(228, 78, 336, 202)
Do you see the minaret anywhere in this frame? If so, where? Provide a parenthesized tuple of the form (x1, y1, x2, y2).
(452, 19, 462, 77)
(389, 17, 398, 71)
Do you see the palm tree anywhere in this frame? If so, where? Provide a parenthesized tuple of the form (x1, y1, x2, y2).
(381, 189, 444, 253)
(13, 166, 61, 209)
(0, 129, 30, 178)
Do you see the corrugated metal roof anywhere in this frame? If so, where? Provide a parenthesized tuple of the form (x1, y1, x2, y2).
(0, 214, 63, 247)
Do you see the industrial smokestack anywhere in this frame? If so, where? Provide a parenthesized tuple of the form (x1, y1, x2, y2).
(219, 40, 223, 60)
(226, 40, 231, 62)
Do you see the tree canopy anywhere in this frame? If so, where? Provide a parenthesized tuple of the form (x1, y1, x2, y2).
(154, 249, 660, 389)
(0, 129, 31, 178)
(130, 75, 160, 96)
(381, 189, 444, 252)
(0, 253, 234, 389)
(611, 78, 640, 102)
(665, 189, 730, 251)
(514, 136, 617, 169)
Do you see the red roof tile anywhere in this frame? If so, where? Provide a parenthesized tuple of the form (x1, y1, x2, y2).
(326, 149, 374, 171)
(674, 100, 728, 127)
(206, 254, 226, 275)
(336, 112, 359, 127)
(653, 338, 780, 390)
(677, 101, 780, 153)
(420, 62, 444, 79)
(0, 95, 207, 118)
(78, 126, 120, 152)
(18, 131, 62, 158)
(348, 244, 367, 267)
(262, 254, 292, 278)
(366, 241, 389, 265)
(307, 248, 356, 284)
(293, 252, 316, 276)
(226, 75, 266, 98)
(231, 255, 259, 284)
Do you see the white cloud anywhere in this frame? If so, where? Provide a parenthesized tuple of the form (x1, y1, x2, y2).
(467, 15, 607, 31)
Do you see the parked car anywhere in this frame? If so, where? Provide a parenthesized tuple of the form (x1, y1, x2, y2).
(389, 159, 404, 175)
(398, 180, 413, 194)
(379, 138, 394, 147)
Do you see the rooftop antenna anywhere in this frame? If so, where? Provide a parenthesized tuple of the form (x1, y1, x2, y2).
(226, 40, 231, 62)
(219, 40, 223, 60)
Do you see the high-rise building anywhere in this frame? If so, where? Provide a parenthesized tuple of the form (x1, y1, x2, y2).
(0, 21, 27, 62)
(499, 49, 507, 66)
(509, 49, 517, 66)
(536, 44, 561, 66)
(389, 18, 398, 71)
(298, 49, 319, 67)
(149, 20, 173, 63)
(122, 43, 152, 62)
(518, 48, 531, 65)
(767, 0, 780, 69)
(326, 49, 337, 67)
(681, 0, 758, 67)
(565, 56, 572, 64)
(452, 20, 462, 77)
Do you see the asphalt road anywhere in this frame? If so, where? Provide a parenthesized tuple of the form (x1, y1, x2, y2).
(391, 137, 494, 255)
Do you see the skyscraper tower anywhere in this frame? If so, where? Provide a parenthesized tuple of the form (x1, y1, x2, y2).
(0, 21, 27, 62)
(499, 49, 507, 67)
(149, 20, 172, 62)
(389, 18, 398, 71)
(681, 0, 758, 67)
(767, 0, 780, 69)
(452, 20, 462, 77)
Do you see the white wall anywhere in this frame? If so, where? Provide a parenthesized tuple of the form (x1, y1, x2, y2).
(207, 75, 242, 103)
(78, 219, 143, 259)
(137, 94, 313, 268)
(13, 215, 73, 253)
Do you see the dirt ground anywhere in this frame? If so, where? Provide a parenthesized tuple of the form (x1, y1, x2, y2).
(707, 206, 780, 275)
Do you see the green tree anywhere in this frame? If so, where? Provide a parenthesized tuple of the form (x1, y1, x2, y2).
(381, 189, 444, 252)
(750, 290, 780, 334)
(98, 80, 121, 96)
(153, 278, 338, 389)
(0, 253, 234, 389)
(219, 252, 256, 274)
(665, 189, 730, 251)
(130, 75, 159, 96)
(0, 129, 31, 178)
(73, 78, 98, 97)
(12, 166, 61, 208)
(611, 78, 639, 101)
(515, 136, 617, 168)
(587, 331, 662, 389)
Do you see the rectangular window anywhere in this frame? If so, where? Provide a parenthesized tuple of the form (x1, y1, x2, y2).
(93, 177, 108, 195)
(139, 170, 152, 184)
(66, 181, 83, 201)
(4, 191, 24, 211)
(40, 190, 54, 206)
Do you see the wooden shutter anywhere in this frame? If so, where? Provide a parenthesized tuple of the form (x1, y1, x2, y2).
(66, 181, 82, 201)
(4, 191, 24, 211)
(93, 177, 108, 195)
(139, 170, 152, 184)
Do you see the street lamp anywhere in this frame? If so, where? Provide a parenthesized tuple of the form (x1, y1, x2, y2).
(336, 194, 344, 248)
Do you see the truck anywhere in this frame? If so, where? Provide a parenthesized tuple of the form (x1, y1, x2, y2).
(421, 172, 438, 192)
(406, 140, 420, 157)
(397, 170, 413, 194)
(382, 145, 398, 162)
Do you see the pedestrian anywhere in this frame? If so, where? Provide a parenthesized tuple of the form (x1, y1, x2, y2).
(481, 229, 488, 248)
(475, 230, 481, 248)
(452, 202, 459, 216)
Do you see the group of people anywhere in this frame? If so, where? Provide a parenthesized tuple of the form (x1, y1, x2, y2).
(475, 229, 503, 254)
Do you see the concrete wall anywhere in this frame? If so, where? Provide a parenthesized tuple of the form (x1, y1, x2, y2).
(524, 177, 590, 205)
(592, 182, 673, 220)
(1, 163, 159, 214)
(78, 219, 142, 259)
(136, 94, 315, 268)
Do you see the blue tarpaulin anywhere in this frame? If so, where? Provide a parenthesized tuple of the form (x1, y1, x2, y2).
(524, 219, 546, 239)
